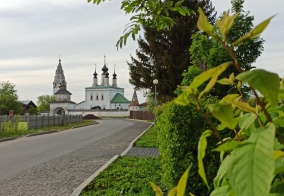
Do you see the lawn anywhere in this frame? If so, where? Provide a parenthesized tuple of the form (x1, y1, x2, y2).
(80, 124, 163, 195)
(134, 125, 158, 148)
(0, 120, 97, 139)
(81, 156, 162, 196)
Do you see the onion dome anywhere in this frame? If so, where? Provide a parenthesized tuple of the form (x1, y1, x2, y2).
(93, 70, 97, 78)
(102, 65, 108, 73)
(105, 72, 109, 78)
(113, 71, 117, 79)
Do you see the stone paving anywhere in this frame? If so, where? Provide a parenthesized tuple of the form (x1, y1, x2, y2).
(124, 147, 159, 157)
(0, 120, 152, 196)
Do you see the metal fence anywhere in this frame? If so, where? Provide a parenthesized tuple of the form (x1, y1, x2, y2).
(129, 111, 155, 121)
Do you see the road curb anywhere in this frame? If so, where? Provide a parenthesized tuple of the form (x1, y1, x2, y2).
(71, 122, 154, 195)
(0, 137, 17, 142)
(26, 130, 58, 137)
(70, 155, 119, 196)
(0, 123, 98, 142)
(121, 122, 154, 156)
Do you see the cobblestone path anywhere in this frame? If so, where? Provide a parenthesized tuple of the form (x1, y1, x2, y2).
(124, 147, 159, 157)
(0, 120, 151, 196)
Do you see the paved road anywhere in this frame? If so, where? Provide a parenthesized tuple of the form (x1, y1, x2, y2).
(0, 119, 151, 196)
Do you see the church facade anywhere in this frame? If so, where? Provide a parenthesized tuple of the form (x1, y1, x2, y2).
(50, 57, 131, 115)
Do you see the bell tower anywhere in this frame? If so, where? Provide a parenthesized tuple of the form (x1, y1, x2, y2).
(53, 57, 67, 94)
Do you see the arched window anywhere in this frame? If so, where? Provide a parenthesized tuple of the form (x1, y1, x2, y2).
(90, 95, 93, 100)
(96, 94, 99, 100)
(101, 94, 104, 100)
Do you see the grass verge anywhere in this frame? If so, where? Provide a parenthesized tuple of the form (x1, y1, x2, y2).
(81, 156, 162, 196)
(134, 125, 158, 148)
(0, 120, 97, 140)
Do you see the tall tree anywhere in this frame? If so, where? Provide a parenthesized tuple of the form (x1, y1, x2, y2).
(187, 0, 264, 97)
(191, 0, 264, 70)
(0, 81, 22, 115)
(128, 0, 216, 102)
(37, 95, 55, 112)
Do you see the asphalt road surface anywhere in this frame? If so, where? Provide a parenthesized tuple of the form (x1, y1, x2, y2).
(0, 119, 152, 196)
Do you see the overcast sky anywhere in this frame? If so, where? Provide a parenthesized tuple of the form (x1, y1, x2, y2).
(0, 0, 283, 104)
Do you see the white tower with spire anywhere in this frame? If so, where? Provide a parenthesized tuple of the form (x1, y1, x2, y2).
(53, 58, 67, 94)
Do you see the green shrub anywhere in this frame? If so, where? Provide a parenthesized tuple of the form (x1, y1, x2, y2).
(155, 96, 227, 195)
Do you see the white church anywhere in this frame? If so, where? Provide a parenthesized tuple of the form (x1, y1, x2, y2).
(50, 57, 136, 115)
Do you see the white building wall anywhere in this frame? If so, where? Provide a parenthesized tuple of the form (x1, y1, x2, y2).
(75, 101, 86, 110)
(56, 94, 70, 101)
(110, 103, 130, 109)
(85, 88, 125, 109)
(69, 110, 129, 117)
(50, 102, 75, 114)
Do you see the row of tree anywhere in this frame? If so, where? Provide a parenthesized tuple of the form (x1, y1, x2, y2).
(0, 81, 54, 115)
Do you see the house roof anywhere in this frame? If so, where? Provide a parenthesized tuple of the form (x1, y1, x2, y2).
(110, 93, 130, 103)
(54, 89, 72, 95)
(19, 100, 37, 107)
(50, 100, 76, 104)
(76, 101, 85, 105)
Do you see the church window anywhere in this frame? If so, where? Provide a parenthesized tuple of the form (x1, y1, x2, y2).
(90, 95, 93, 100)
(101, 94, 104, 100)
(96, 95, 99, 100)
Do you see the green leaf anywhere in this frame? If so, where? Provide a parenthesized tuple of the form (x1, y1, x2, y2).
(190, 62, 232, 89)
(213, 156, 231, 188)
(175, 0, 183, 7)
(232, 101, 256, 113)
(216, 11, 238, 40)
(168, 187, 177, 196)
(274, 150, 284, 158)
(176, 7, 186, 16)
(176, 167, 190, 196)
(273, 117, 284, 127)
(197, 8, 220, 40)
(199, 76, 217, 100)
(181, 6, 194, 16)
(213, 140, 241, 152)
(236, 69, 280, 106)
(175, 86, 198, 106)
(198, 129, 212, 189)
(150, 182, 164, 196)
(228, 123, 275, 196)
(175, 92, 190, 106)
(167, 1, 173, 8)
(219, 94, 240, 104)
(278, 87, 284, 102)
(274, 157, 284, 175)
(270, 179, 284, 194)
(210, 185, 231, 196)
(170, 7, 177, 11)
(217, 78, 233, 85)
(232, 15, 275, 46)
(238, 113, 257, 135)
(208, 103, 239, 130)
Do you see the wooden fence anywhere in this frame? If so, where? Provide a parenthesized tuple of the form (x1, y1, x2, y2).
(129, 111, 155, 121)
